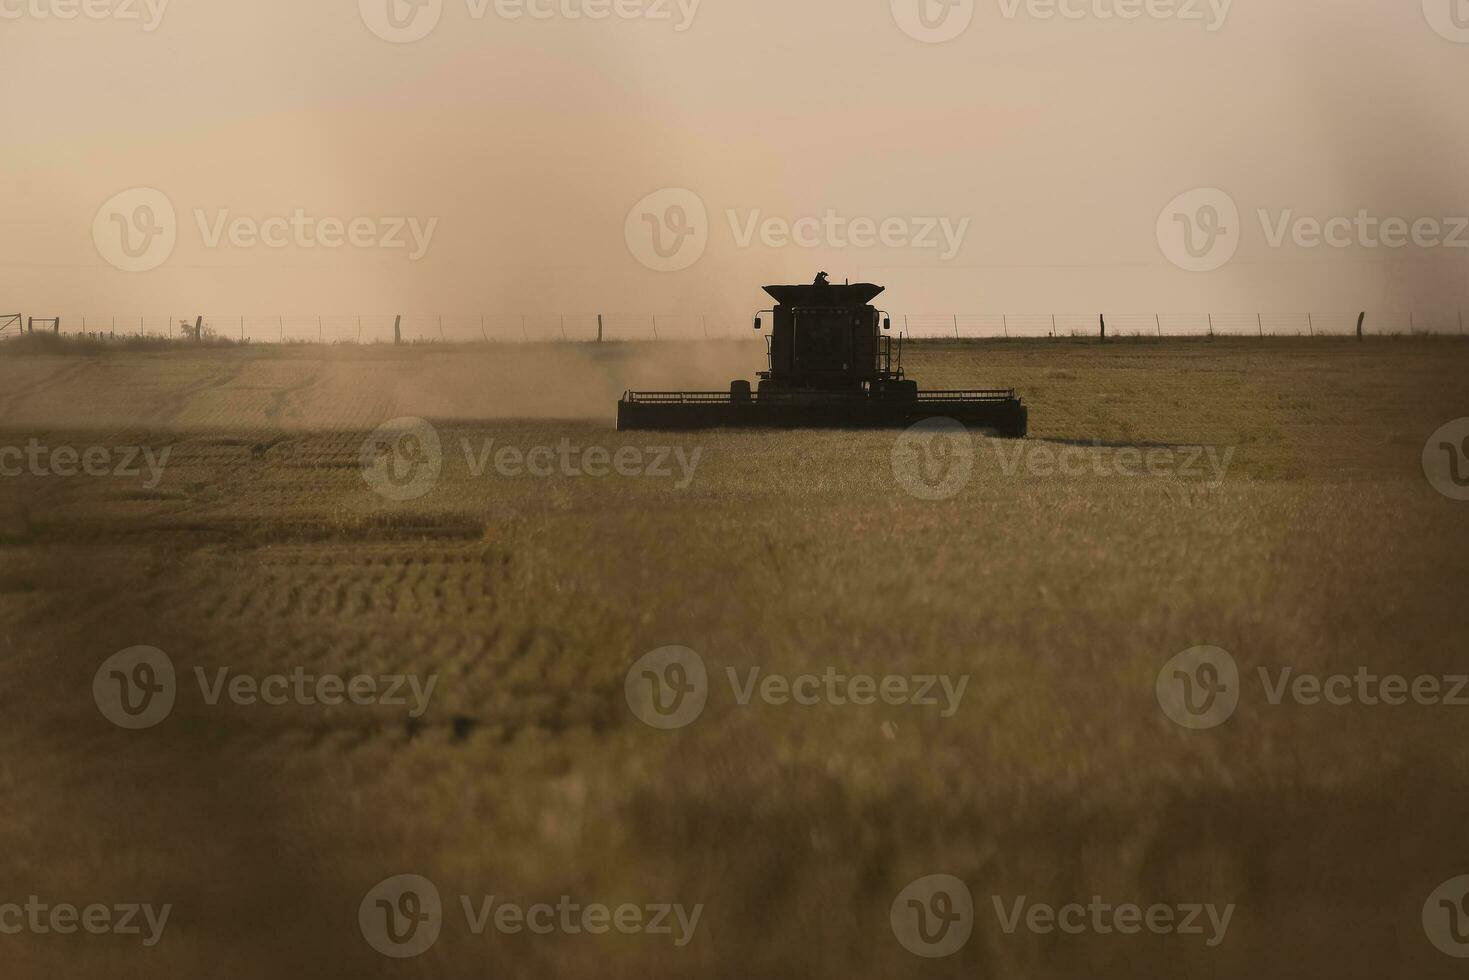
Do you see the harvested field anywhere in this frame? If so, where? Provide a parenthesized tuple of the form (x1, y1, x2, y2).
(1, 337, 1467, 979)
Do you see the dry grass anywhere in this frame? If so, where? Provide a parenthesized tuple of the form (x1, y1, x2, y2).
(0, 338, 1466, 978)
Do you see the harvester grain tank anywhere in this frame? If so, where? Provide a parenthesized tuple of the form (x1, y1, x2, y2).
(616, 276, 1027, 436)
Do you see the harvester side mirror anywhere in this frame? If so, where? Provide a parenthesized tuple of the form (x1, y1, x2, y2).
(754, 316, 762, 331)
(883, 317, 891, 331)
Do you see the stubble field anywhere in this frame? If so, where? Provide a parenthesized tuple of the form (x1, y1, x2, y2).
(1, 336, 1466, 978)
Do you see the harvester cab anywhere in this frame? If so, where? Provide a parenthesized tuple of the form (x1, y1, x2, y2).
(751, 277, 912, 399)
(616, 276, 1027, 436)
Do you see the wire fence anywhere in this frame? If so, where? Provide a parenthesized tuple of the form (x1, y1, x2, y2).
(2, 311, 1466, 343)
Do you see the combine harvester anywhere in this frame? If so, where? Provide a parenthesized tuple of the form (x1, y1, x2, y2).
(617, 276, 1027, 436)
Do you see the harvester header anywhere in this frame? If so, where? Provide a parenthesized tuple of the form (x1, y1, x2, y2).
(616, 275, 1027, 436)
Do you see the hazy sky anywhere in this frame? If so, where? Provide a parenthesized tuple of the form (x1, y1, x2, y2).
(3, 0, 1467, 326)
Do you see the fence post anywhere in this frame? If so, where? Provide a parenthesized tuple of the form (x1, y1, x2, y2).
(394, 315, 402, 345)
(319, 315, 324, 343)
(358, 316, 363, 344)
(597, 314, 604, 343)
(240, 316, 245, 341)
(953, 314, 959, 340)
(1099, 313, 1106, 341)
(481, 313, 487, 343)
(439, 314, 445, 341)
(1357, 311, 1365, 341)
(195, 315, 203, 343)
(1307, 313, 1314, 336)
(1257, 313, 1263, 337)
(1156, 313, 1162, 337)
(651, 315, 658, 340)
(279, 315, 284, 342)
(1207, 313, 1213, 337)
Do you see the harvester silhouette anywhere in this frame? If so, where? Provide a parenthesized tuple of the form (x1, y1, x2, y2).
(617, 276, 1027, 436)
